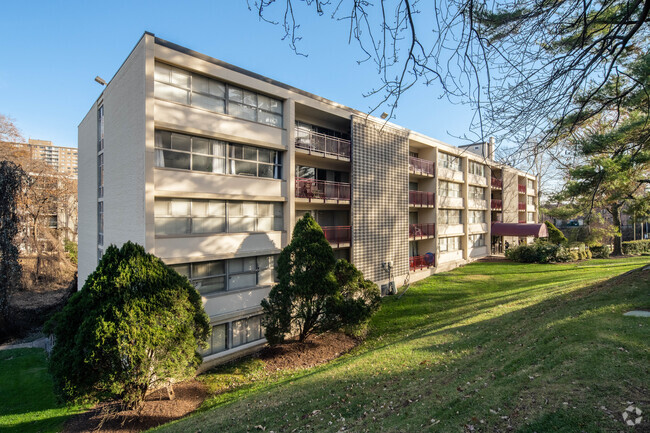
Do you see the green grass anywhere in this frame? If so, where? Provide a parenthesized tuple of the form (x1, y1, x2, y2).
(0, 348, 83, 433)
(154, 257, 650, 433)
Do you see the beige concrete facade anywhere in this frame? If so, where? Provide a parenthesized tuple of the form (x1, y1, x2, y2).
(78, 33, 538, 366)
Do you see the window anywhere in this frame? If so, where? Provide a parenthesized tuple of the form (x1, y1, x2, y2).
(409, 241, 419, 257)
(468, 186, 485, 200)
(155, 131, 282, 179)
(171, 255, 278, 296)
(469, 234, 485, 248)
(440, 236, 462, 252)
(155, 62, 283, 127)
(439, 181, 461, 198)
(527, 195, 535, 205)
(439, 209, 462, 225)
(199, 323, 228, 357)
(155, 198, 282, 236)
(409, 151, 419, 158)
(97, 201, 103, 246)
(469, 210, 485, 224)
(200, 314, 266, 357)
(438, 152, 462, 171)
(527, 212, 535, 222)
(97, 105, 104, 151)
(97, 153, 104, 198)
(468, 161, 485, 176)
(527, 179, 535, 189)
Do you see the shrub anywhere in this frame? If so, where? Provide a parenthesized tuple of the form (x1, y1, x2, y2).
(64, 240, 77, 265)
(545, 221, 568, 245)
(586, 249, 592, 259)
(262, 214, 380, 344)
(570, 251, 580, 261)
(622, 240, 650, 255)
(505, 243, 565, 263)
(590, 245, 611, 258)
(45, 242, 210, 409)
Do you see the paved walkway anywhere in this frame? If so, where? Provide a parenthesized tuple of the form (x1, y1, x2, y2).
(0, 336, 53, 352)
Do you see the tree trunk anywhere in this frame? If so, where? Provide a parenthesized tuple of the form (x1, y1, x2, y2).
(612, 204, 623, 255)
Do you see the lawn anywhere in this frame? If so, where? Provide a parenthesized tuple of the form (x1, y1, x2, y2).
(154, 257, 650, 433)
(0, 348, 83, 433)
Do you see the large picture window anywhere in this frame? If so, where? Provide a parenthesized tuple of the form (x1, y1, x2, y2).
(199, 314, 266, 357)
(469, 186, 485, 200)
(439, 181, 461, 198)
(171, 255, 278, 296)
(439, 209, 462, 225)
(468, 161, 485, 176)
(438, 152, 462, 171)
(469, 210, 486, 224)
(440, 236, 462, 252)
(155, 131, 281, 179)
(469, 234, 485, 248)
(155, 198, 283, 236)
(155, 62, 283, 127)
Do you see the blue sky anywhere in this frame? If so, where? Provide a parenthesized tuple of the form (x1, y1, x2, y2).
(0, 0, 476, 149)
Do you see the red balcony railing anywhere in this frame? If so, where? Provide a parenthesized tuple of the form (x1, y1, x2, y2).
(295, 178, 351, 202)
(491, 177, 503, 188)
(409, 156, 435, 176)
(518, 203, 526, 211)
(518, 184, 526, 193)
(295, 128, 351, 159)
(410, 255, 435, 271)
(519, 220, 526, 224)
(322, 226, 351, 246)
(409, 191, 435, 206)
(409, 223, 435, 239)
(491, 199, 502, 210)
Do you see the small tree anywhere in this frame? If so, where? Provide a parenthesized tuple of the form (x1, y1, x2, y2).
(262, 214, 380, 344)
(544, 221, 567, 245)
(46, 242, 210, 409)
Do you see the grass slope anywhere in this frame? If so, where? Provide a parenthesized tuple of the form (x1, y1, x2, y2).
(0, 348, 82, 433)
(155, 257, 650, 433)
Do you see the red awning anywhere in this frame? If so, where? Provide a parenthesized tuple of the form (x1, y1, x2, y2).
(491, 223, 548, 237)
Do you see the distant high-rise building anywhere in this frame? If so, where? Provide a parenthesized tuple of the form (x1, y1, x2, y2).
(27, 139, 78, 177)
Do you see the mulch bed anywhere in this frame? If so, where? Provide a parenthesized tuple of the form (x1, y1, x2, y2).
(63, 332, 358, 432)
(258, 332, 359, 371)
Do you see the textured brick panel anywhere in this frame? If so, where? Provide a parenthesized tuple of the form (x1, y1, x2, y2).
(351, 116, 409, 282)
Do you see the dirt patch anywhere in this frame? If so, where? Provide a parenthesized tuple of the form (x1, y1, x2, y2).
(259, 332, 359, 371)
(62, 380, 207, 433)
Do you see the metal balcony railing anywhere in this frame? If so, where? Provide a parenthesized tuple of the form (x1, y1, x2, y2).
(410, 255, 435, 271)
(409, 223, 435, 239)
(491, 199, 503, 210)
(518, 184, 526, 193)
(519, 220, 527, 224)
(409, 156, 435, 176)
(295, 178, 351, 202)
(518, 203, 526, 211)
(409, 191, 435, 206)
(322, 226, 351, 247)
(491, 177, 503, 188)
(295, 128, 351, 159)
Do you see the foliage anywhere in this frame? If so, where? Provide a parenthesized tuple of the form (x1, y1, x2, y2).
(0, 160, 25, 330)
(157, 257, 650, 433)
(63, 240, 77, 265)
(589, 245, 611, 259)
(45, 242, 210, 409)
(262, 214, 379, 344)
(622, 240, 650, 255)
(505, 242, 572, 264)
(544, 221, 567, 245)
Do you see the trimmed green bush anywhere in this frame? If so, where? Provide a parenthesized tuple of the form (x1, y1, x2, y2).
(505, 243, 571, 263)
(590, 245, 611, 258)
(622, 240, 650, 255)
(46, 242, 210, 409)
(570, 251, 580, 261)
(262, 214, 380, 344)
(545, 221, 568, 245)
(586, 249, 592, 259)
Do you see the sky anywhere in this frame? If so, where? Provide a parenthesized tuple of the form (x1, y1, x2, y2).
(0, 1, 476, 149)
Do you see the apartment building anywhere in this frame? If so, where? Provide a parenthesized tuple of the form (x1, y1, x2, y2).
(78, 33, 539, 368)
(27, 139, 78, 177)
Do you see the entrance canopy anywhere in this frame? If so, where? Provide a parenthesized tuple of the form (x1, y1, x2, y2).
(491, 223, 548, 238)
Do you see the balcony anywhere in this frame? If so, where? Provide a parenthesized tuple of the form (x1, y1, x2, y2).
(491, 177, 503, 189)
(409, 156, 435, 177)
(491, 199, 502, 210)
(295, 128, 351, 160)
(410, 255, 435, 271)
(519, 220, 526, 224)
(409, 191, 435, 207)
(295, 178, 351, 203)
(322, 226, 351, 247)
(409, 223, 435, 239)
(518, 184, 526, 193)
(518, 203, 526, 211)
